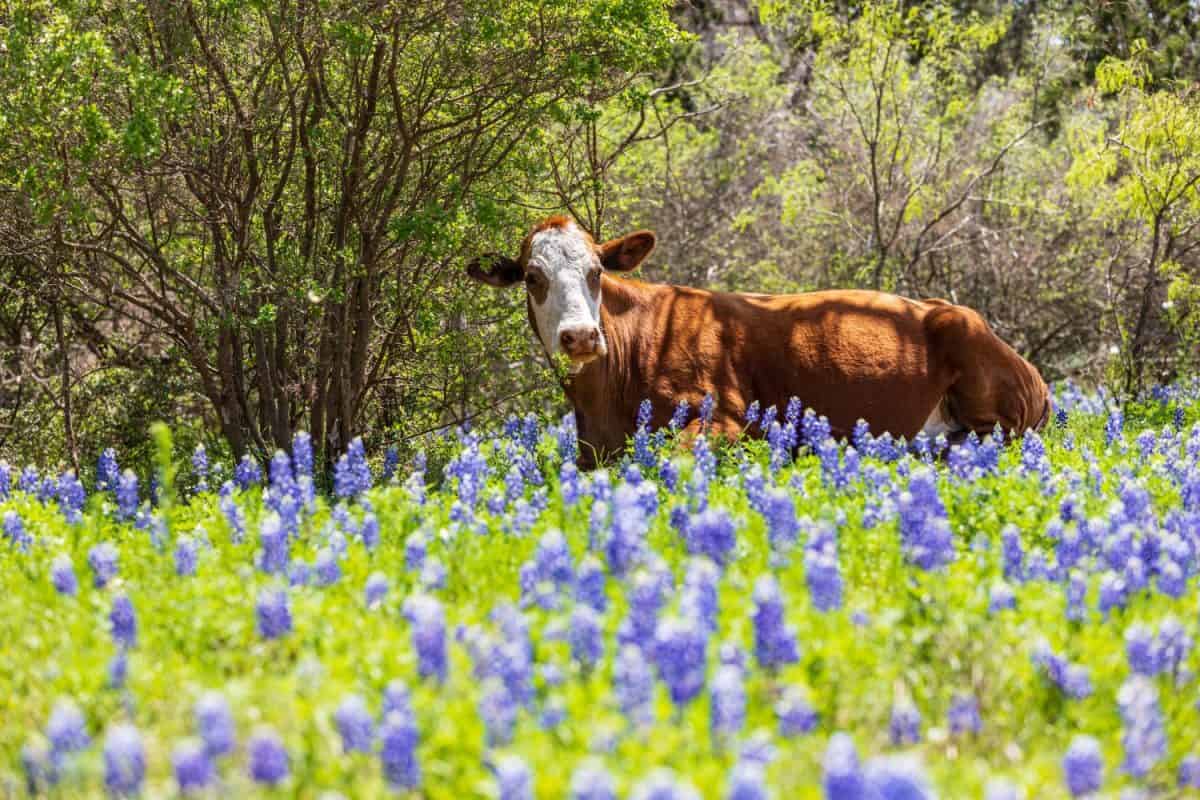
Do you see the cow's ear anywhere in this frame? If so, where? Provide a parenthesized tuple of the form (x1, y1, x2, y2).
(598, 230, 656, 272)
(467, 254, 523, 288)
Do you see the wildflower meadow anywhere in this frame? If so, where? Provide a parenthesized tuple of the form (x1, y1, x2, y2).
(3, 385, 1200, 798)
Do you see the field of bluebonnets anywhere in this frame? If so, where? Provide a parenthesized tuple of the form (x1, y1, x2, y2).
(2, 384, 1200, 798)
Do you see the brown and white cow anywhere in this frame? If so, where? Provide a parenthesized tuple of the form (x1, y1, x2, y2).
(468, 215, 1050, 468)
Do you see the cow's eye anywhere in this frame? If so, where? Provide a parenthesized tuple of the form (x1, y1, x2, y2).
(525, 273, 540, 287)
(587, 267, 601, 288)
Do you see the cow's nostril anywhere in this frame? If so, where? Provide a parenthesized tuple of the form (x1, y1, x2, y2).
(560, 327, 599, 355)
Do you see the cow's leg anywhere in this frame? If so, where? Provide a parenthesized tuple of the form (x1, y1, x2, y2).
(923, 303, 1050, 438)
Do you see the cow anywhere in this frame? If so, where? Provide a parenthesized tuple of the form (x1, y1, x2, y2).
(468, 215, 1050, 469)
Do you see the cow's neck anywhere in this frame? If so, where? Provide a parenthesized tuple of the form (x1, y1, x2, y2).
(562, 275, 649, 461)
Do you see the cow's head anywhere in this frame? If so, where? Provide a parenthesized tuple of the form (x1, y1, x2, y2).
(467, 216, 656, 370)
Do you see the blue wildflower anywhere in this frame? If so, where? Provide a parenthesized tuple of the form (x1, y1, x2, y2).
(897, 468, 954, 570)
(47, 698, 90, 759)
(496, 755, 533, 800)
(948, 693, 981, 736)
(192, 444, 209, 492)
(989, 582, 1016, 614)
(333, 438, 374, 498)
(777, 686, 818, 737)
(863, 756, 933, 800)
(96, 448, 120, 492)
(50, 554, 78, 597)
(247, 727, 289, 785)
(256, 588, 292, 640)
(3, 510, 30, 550)
(404, 594, 447, 682)
(823, 733, 865, 800)
(727, 761, 767, 800)
(752, 576, 800, 671)
(172, 739, 214, 794)
(258, 513, 289, 575)
(103, 723, 145, 797)
(334, 694, 374, 754)
(1126, 625, 1162, 676)
(569, 604, 604, 670)
(1063, 735, 1103, 797)
(889, 700, 922, 745)
(575, 556, 608, 613)
(670, 400, 690, 431)
(1179, 755, 1200, 789)
(710, 664, 746, 741)
(234, 455, 261, 489)
(571, 761, 617, 800)
(479, 678, 517, 746)
(195, 691, 235, 756)
(315, 548, 341, 586)
(175, 536, 198, 577)
(615, 644, 655, 726)
(631, 769, 702, 800)
(380, 707, 420, 790)
(686, 507, 736, 566)
(110, 593, 137, 649)
(365, 572, 389, 608)
(1119, 676, 1165, 777)
(805, 522, 843, 612)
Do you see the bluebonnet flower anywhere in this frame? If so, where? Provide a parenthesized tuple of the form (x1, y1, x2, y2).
(744, 401, 761, 427)
(51, 554, 78, 596)
(1106, 408, 1124, 446)
(1063, 735, 1103, 797)
(1119, 677, 1166, 777)
(615, 644, 656, 726)
(256, 588, 292, 640)
(805, 522, 843, 612)
(631, 769, 702, 800)
(18, 465, 39, 495)
(88, 542, 118, 585)
(1066, 572, 1088, 621)
(777, 686, 818, 737)
(569, 604, 604, 670)
(710, 664, 746, 741)
(823, 733, 865, 800)
(1179, 755, 1200, 789)
(287, 560, 312, 587)
(1156, 617, 1191, 677)
(172, 739, 214, 794)
(47, 698, 90, 759)
(1032, 642, 1092, 699)
(479, 678, 517, 747)
(334, 437, 374, 498)
(103, 723, 145, 796)
(380, 707, 420, 790)
(334, 694, 374, 753)
(752, 576, 800, 670)
(988, 582, 1015, 614)
(360, 512, 380, 551)
(670, 400, 690, 431)
(404, 594, 447, 682)
(195, 691, 235, 756)
(292, 432, 313, 477)
(175, 536, 198, 577)
(405, 530, 428, 572)
(686, 507, 737, 566)
(863, 756, 933, 800)
(897, 468, 954, 570)
(575, 556, 607, 613)
(55, 471, 85, 523)
(495, 755, 533, 800)
(619, 570, 667, 653)
(108, 650, 128, 689)
(192, 443, 209, 492)
(608, 484, 648, 576)
(20, 739, 53, 794)
(727, 761, 767, 800)
(97, 448, 120, 492)
(761, 489, 799, 549)
(381, 445, 400, 482)
(653, 615, 709, 707)
(570, 761, 617, 800)
(637, 399, 654, 428)
(1126, 625, 1161, 676)
(560, 462, 583, 506)
(948, 693, 981, 736)
(248, 727, 289, 785)
(1098, 572, 1127, 617)
(258, 513, 289, 574)
(699, 394, 715, 425)
(110, 593, 137, 649)
(3, 510, 30, 550)
(889, 700, 922, 745)
(315, 548, 341, 586)
(681, 557, 721, 634)
(234, 455, 261, 489)
(219, 493, 245, 543)
(1001, 525, 1024, 582)
(365, 572, 389, 608)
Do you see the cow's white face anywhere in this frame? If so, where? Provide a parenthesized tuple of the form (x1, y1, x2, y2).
(466, 216, 657, 372)
(525, 223, 605, 368)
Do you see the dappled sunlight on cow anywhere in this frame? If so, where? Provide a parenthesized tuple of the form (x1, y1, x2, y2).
(469, 216, 1050, 469)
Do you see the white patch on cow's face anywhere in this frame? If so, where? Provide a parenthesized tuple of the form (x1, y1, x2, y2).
(526, 223, 606, 369)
